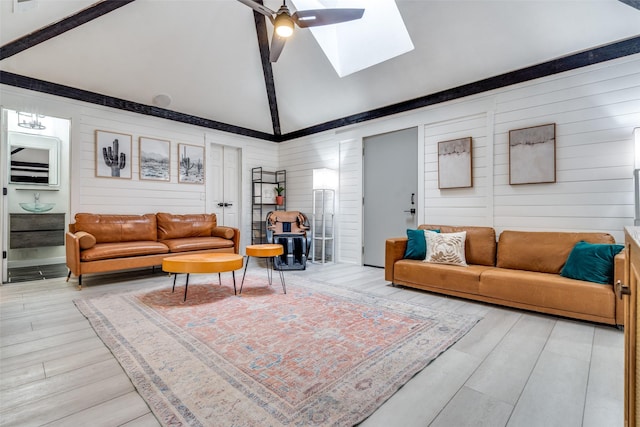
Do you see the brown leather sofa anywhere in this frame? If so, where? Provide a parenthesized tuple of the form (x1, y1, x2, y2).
(385, 225, 625, 326)
(66, 213, 239, 289)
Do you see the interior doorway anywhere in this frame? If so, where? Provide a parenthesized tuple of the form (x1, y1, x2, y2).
(1, 108, 71, 283)
(207, 143, 241, 229)
(363, 127, 418, 267)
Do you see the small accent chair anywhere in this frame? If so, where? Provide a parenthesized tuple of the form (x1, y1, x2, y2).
(265, 211, 311, 270)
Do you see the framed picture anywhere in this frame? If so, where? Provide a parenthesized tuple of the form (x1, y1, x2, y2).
(139, 137, 170, 181)
(438, 137, 473, 189)
(178, 143, 204, 184)
(509, 123, 556, 185)
(254, 183, 276, 204)
(95, 130, 132, 179)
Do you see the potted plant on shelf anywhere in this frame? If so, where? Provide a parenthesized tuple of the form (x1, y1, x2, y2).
(274, 186, 285, 205)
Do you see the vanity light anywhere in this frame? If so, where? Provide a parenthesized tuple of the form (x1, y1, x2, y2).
(17, 112, 45, 130)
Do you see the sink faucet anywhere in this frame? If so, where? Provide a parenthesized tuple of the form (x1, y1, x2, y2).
(34, 192, 40, 204)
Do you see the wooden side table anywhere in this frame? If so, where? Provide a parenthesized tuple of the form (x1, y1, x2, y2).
(162, 253, 244, 301)
(241, 244, 286, 294)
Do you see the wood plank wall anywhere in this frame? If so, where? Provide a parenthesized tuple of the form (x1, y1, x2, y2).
(279, 53, 640, 263)
(0, 86, 278, 251)
(2, 53, 639, 264)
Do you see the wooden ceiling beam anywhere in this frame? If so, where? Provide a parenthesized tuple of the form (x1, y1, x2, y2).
(251, 1, 282, 136)
(0, 0, 136, 61)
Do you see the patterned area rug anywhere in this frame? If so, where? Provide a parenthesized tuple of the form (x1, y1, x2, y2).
(75, 274, 480, 426)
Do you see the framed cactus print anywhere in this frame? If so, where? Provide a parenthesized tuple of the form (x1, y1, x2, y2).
(95, 130, 132, 179)
(178, 143, 204, 184)
(139, 137, 170, 181)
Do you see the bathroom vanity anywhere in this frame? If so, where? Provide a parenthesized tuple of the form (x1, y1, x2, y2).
(10, 213, 65, 249)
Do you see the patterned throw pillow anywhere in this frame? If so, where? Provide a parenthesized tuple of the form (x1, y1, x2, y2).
(424, 231, 468, 266)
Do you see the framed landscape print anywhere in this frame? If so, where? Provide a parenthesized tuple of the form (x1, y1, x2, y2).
(509, 123, 556, 185)
(95, 130, 132, 179)
(178, 143, 204, 184)
(438, 137, 473, 189)
(139, 137, 170, 181)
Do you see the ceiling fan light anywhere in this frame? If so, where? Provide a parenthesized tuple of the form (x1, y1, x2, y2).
(275, 14, 294, 38)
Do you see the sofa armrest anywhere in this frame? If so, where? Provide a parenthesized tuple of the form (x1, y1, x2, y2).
(385, 238, 408, 282)
(614, 250, 626, 325)
(212, 226, 240, 254)
(65, 232, 81, 277)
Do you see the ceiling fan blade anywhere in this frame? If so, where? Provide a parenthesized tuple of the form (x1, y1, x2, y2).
(236, 0, 276, 20)
(270, 33, 287, 62)
(292, 8, 364, 28)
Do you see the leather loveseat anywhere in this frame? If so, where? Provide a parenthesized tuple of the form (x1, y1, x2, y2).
(66, 213, 239, 289)
(385, 225, 625, 326)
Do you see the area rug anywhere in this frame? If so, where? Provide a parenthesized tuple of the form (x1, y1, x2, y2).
(74, 274, 481, 426)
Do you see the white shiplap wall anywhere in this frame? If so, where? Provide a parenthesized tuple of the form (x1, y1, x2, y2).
(2, 53, 638, 266)
(279, 53, 640, 263)
(0, 86, 276, 255)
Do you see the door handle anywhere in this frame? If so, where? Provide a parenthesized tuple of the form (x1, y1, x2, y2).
(218, 202, 233, 207)
(410, 193, 415, 205)
(615, 280, 630, 299)
(404, 208, 416, 215)
(217, 202, 224, 207)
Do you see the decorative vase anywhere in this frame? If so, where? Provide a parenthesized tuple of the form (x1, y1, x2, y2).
(276, 195, 284, 205)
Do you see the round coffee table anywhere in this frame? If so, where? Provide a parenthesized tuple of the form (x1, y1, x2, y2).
(241, 244, 286, 294)
(162, 253, 244, 301)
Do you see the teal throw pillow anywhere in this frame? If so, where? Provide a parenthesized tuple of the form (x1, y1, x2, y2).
(560, 241, 624, 284)
(403, 228, 440, 260)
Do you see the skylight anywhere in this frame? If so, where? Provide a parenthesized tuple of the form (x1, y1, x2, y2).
(291, 0, 414, 77)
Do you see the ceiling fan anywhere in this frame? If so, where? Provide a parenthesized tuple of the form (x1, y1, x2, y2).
(237, 0, 365, 62)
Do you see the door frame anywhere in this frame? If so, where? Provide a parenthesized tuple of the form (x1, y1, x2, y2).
(360, 125, 424, 266)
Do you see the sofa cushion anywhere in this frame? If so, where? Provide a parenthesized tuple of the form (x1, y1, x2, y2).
(560, 241, 624, 284)
(161, 237, 235, 253)
(73, 214, 157, 243)
(480, 268, 615, 320)
(424, 231, 467, 266)
(80, 241, 169, 262)
(157, 213, 216, 240)
(496, 231, 615, 274)
(419, 225, 496, 266)
(394, 260, 490, 294)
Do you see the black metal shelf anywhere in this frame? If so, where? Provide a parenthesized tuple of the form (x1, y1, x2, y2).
(251, 167, 286, 244)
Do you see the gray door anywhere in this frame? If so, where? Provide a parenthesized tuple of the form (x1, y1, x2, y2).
(363, 127, 418, 267)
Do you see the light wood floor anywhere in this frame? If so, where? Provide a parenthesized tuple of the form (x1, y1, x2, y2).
(0, 263, 623, 426)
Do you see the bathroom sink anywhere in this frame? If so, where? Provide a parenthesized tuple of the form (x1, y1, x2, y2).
(19, 202, 55, 213)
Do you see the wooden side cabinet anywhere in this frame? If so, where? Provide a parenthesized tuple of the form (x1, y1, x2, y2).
(623, 227, 640, 427)
(10, 213, 65, 249)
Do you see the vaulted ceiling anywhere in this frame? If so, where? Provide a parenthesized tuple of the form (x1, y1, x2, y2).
(1, 0, 640, 142)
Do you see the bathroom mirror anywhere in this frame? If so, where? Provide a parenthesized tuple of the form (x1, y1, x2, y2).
(9, 132, 60, 186)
